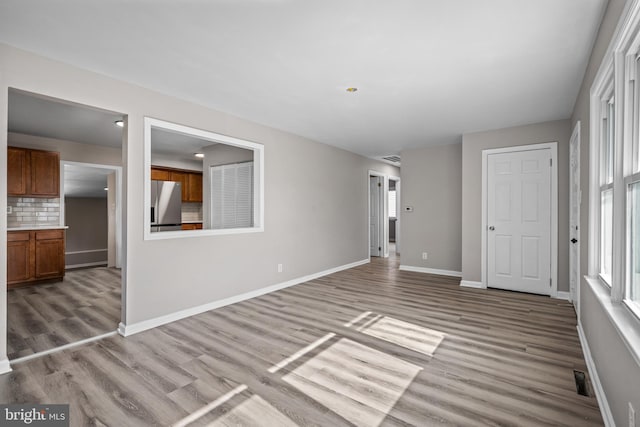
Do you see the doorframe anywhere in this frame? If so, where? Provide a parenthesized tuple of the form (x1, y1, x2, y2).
(481, 142, 558, 296)
(569, 122, 581, 315)
(60, 160, 123, 269)
(368, 170, 387, 258)
(389, 175, 401, 255)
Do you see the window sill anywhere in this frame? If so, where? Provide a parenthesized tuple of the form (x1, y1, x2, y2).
(585, 276, 640, 368)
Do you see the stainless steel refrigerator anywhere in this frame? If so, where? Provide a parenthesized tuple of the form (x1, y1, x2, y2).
(150, 180, 182, 232)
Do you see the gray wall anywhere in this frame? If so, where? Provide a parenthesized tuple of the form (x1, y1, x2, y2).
(570, 0, 640, 425)
(65, 197, 108, 267)
(400, 143, 462, 272)
(0, 43, 398, 365)
(461, 120, 571, 290)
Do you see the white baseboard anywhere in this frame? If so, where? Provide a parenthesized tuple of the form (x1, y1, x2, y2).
(0, 358, 12, 375)
(66, 261, 108, 269)
(459, 280, 485, 289)
(399, 265, 462, 278)
(65, 249, 108, 255)
(554, 291, 572, 301)
(577, 323, 614, 427)
(119, 258, 370, 337)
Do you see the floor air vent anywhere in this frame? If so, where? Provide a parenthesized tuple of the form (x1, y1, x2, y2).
(573, 370, 589, 396)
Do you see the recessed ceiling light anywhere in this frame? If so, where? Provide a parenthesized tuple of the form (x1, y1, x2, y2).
(194, 153, 204, 158)
(103, 187, 109, 191)
(114, 120, 124, 127)
(346, 87, 358, 93)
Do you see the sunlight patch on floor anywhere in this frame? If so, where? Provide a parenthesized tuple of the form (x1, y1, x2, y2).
(205, 394, 298, 427)
(172, 384, 248, 427)
(357, 315, 446, 357)
(268, 332, 336, 373)
(283, 337, 422, 427)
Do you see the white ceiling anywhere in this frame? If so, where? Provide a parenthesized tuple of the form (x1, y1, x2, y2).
(0, 0, 606, 158)
(64, 164, 112, 198)
(9, 90, 124, 147)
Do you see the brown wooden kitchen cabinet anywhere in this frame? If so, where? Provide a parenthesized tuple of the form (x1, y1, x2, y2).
(7, 147, 60, 197)
(187, 173, 203, 202)
(181, 223, 203, 230)
(151, 168, 171, 181)
(7, 229, 65, 288)
(169, 171, 188, 201)
(7, 232, 31, 284)
(151, 166, 203, 202)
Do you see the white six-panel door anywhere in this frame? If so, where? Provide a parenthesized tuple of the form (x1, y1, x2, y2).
(487, 148, 552, 295)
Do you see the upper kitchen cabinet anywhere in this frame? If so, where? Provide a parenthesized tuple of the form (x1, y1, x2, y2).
(186, 173, 202, 203)
(7, 147, 28, 195)
(8, 147, 60, 197)
(151, 168, 170, 181)
(169, 170, 188, 200)
(151, 166, 202, 203)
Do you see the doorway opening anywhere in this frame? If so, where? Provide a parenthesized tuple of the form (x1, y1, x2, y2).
(6, 88, 126, 362)
(389, 177, 400, 257)
(369, 173, 384, 257)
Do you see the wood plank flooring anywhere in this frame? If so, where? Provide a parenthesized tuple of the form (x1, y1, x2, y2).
(7, 267, 121, 359)
(2, 255, 602, 426)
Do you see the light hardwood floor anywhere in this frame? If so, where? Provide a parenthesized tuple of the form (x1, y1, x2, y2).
(2, 256, 602, 426)
(7, 267, 121, 360)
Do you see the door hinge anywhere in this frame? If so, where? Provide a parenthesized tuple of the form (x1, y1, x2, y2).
(378, 246, 381, 251)
(378, 182, 381, 187)
(549, 278, 552, 287)
(550, 158, 552, 167)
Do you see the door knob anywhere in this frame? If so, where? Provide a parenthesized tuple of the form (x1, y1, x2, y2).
(571, 238, 578, 244)
(489, 226, 495, 231)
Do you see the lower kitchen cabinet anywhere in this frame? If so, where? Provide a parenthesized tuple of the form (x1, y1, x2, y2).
(7, 229, 65, 288)
(181, 223, 203, 230)
(7, 232, 31, 283)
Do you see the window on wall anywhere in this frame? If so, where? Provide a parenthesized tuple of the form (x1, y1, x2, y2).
(588, 0, 640, 369)
(590, 26, 640, 320)
(626, 55, 640, 313)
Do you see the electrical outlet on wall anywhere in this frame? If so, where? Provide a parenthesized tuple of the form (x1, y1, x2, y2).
(422, 252, 428, 260)
(277, 264, 283, 273)
(7, 206, 12, 214)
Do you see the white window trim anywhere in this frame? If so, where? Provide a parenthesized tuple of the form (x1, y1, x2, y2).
(586, 0, 640, 369)
(143, 117, 264, 240)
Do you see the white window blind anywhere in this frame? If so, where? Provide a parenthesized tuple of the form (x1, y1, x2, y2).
(210, 162, 254, 229)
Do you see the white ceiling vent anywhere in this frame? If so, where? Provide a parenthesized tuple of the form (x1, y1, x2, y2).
(380, 155, 401, 166)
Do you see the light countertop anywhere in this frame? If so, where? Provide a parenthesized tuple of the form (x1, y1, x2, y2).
(8, 225, 69, 231)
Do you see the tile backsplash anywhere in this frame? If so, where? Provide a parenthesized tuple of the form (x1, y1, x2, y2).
(182, 202, 203, 222)
(7, 197, 61, 227)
